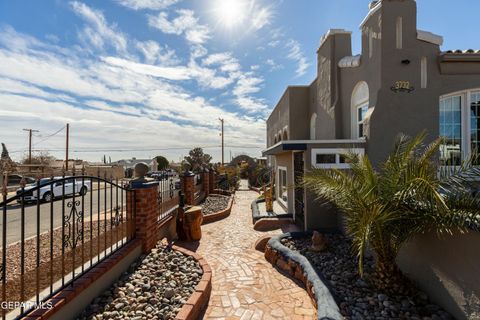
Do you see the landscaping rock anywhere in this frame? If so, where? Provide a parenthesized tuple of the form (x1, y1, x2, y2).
(77, 242, 202, 320)
(201, 195, 230, 215)
(280, 234, 453, 320)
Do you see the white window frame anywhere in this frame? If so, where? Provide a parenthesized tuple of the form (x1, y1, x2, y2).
(439, 89, 480, 165)
(356, 103, 368, 138)
(312, 148, 365, 169)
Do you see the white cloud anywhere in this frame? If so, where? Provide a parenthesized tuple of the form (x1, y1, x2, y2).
(135, 40, 179, 65)
(251, 6, 273, 31)
(102, 56, 191, 80)
(115, 0, 181, 11)
(70, 1, 128, 54)
(0, 26, 267, 162)
(286, 39, 309, 77)
(148, 9, 211, 44)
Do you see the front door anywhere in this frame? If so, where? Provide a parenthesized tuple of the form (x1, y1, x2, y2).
(293, 152, 305, 229)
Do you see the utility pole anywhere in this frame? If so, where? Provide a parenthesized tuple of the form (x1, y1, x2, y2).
(23, 128, 39, 171)
(65, 123, 70, 171)
(219, 118, 224, 165)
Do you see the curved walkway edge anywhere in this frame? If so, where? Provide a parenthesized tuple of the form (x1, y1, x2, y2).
(265, 233, 342, 320)
(176, 188, 316, 319)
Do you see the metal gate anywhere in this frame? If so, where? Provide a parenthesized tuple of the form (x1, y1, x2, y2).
(0, 173, 136, 319)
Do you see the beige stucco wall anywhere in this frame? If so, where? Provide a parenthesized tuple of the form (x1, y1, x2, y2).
(274, 152, 294, 214)
(397, 230, 480, 320)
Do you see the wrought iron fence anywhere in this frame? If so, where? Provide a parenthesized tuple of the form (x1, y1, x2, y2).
(157, 176, 179, 225)
(0, 172, 136, 320)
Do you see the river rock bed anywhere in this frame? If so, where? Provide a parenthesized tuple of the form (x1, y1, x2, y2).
(281, 235, 452, 320)
(77, 242, 202, 320)
(201, 195, 230, 215)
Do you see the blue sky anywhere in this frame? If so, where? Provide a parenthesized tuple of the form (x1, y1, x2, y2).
(0, 0, 478, 163)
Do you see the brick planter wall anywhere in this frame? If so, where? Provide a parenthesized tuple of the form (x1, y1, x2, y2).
(173, 245, 212, 320)
(181, 172, 195, 206)
(128, 184, 159, 253)
(201, 196, 234, 225)
(24, 239, 142, 320)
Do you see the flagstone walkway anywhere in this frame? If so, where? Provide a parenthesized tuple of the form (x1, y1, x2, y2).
(178, 186, 316, 319)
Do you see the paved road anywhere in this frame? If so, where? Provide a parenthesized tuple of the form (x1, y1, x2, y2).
(0, 187, 129, 246)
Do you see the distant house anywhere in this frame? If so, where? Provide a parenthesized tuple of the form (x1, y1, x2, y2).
(113, 157, 158, 173)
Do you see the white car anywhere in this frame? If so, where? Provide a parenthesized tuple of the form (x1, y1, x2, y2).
(16, 177, 91, 203)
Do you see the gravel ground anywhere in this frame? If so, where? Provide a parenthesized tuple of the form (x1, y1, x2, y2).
(78, 242, 202, 320)
(201, 195, 230, 216)
(281, 235, 453, 320)
(0, 220, 129, 312)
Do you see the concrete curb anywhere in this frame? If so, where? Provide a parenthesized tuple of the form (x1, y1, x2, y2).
(265, 232, 343, 320)
(201, 195, 234, 225)
(173, 245, 212, 320)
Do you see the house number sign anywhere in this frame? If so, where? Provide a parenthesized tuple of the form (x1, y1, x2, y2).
(391, 81, 415, 93)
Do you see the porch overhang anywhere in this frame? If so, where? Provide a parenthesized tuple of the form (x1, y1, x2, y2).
(262, 139, 366, 157)
(262, 142, 307, 156)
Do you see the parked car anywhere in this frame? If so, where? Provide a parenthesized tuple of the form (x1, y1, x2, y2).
(16, 177, 91, 203)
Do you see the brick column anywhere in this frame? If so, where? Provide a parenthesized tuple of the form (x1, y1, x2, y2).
(202, 168, 210, 197)
(209, 169, 215, 194)
(127, 183, 159, 253)
(181, 171, 195, 205)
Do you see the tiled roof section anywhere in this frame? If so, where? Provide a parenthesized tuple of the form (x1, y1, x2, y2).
(440, 50, 480, 64)
(443, 49, 480, 54)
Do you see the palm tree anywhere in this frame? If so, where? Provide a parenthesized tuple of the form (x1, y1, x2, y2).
(303, 132, 480, 292)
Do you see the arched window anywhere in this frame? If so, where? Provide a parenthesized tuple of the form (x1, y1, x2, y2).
(351, 81, 369, 139)
(278, 131, 282, 142)
(310, 113, 317, 140)
(273, 135, 278, 144)
(283, 129, 288, 141)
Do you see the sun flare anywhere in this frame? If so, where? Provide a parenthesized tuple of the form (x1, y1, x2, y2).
(213, 0, 248, 28)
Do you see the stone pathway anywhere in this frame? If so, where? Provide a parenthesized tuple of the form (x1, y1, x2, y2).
(177, 186, 316, 319)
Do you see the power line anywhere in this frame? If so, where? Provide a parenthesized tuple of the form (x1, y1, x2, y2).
(33, 125, 66, 147)
(9, 144, 263, 154)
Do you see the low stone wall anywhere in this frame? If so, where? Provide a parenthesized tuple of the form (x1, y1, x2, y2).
(173, 245, 212, 320)
(265, 232, 342, 320)
(202, 196, 234, 225)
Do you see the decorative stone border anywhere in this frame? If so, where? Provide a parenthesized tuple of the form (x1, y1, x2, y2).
(173, 245, 212, 320)
(265, 232, 343, 320)
(201, 195, 234, 225)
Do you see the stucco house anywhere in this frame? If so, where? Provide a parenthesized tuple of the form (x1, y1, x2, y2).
(263, 0, 480, 231)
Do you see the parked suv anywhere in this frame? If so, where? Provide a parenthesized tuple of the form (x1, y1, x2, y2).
(16, 177, 91, 203)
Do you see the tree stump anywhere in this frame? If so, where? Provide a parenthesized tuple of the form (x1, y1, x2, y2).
(183, 206, 203, 241)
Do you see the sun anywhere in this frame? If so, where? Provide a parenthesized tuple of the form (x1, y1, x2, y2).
(213, 0, 249, 29)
